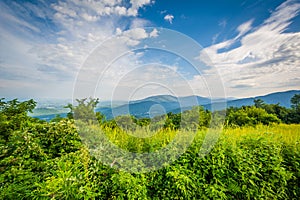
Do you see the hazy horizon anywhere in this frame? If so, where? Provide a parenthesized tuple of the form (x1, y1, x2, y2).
(5, 89, 299, 103)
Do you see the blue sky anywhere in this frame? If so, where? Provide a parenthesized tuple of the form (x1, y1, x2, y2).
(0, 0, 299, 100)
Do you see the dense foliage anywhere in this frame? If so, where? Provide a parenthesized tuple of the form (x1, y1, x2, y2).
(0, 96, 300, 199)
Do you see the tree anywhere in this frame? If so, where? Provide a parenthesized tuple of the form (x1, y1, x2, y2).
(0, 98, 37, 141)
(65, 98, 100, 123)
(133, 117, 150, 127)
(115, 115, 136, 131)
(254, 99, 265, 108)
(262, 103, 290, 124)
(96, 111, 106, 124)
(64, 103, 74, 119)
(291, 94, 300, 110)
(288, 94, 300, 124)
(225, 106, 280, 127)
(181, 106, 211, 130)
(165, 112, 181, 130)
(0, 98, 36, 115)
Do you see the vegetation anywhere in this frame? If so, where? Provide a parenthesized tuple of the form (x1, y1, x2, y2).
(0, 95, 300, 199)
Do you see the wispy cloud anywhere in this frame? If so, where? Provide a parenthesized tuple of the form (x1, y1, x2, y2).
(164, 14, 174, 24)
(236, 19, 253, 38)
(0, 0, 154, 98)
(218, 19, 227, 28)
(198, 0, 300, 97)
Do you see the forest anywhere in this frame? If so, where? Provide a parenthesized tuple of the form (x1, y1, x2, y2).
(0, 95, 300, 199)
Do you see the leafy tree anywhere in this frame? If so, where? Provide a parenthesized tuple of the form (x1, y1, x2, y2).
(262, 103, 290, 124)
(65, 98, 100, 123)
(133, 117, 151, 127)
(226, 109, 253, 127)
(288, 94, 300, 123)
(50, 114, 64, 122)
(64, 103, 74, 119)
(226, 106, 280, 127)
(0, 98, 36, 141)
(115, 115, 136, 131)
(149, 115, 167, 131)
(0, 98, 36, 115)
(254, 99, 265, 108)
(181, 106, 211, 130)
(291, 94, 300, 110)
(96, 111, 106, 124)
(0, 99, 82, 199)
(165, 112, 181, 130)
(210, 111, 225, 128)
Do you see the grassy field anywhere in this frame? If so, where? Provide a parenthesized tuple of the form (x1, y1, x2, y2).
(2, 122, 300, 199)
(223, 124, 300, 144)
(72, 123, 300, 199)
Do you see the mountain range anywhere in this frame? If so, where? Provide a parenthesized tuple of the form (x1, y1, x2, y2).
(30, 90, 300, 121)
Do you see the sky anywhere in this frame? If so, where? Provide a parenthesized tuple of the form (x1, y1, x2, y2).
(0, 0, 300, 100)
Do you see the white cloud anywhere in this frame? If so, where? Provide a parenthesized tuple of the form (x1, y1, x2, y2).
(120, 28, 149, 47)
(236, 19, 253, 38)
(0, 2, 41, 33)
(127, 0, 152, 16)
(114, 6, 127, 15)
(149, 28, 159, 37)
(126, 28, 149, 39)
(0, 0, 154, 99)
(52, 4, 77, 18)
(164, 14, 174, 24)
(130, 18, 151, 29)
(115, 27, 123, 35)
(130, 0, 152, 8)
(81, 13, 98, 22)
(198, 0, 300, 98)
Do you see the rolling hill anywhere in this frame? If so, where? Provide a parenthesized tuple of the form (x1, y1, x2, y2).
(31, 90, 300, 121)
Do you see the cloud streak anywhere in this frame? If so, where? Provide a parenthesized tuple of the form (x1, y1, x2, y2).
(199, 0, 300, 97)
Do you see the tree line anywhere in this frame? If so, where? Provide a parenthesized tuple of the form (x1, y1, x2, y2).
(60, 94, 300, 130)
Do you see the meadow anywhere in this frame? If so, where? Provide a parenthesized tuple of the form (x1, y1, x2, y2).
(1, 122, 300, 199)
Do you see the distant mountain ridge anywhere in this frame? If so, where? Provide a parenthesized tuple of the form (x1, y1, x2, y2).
(31, 90, 300, 121)
(98, 90, 300, 119)
(225, 90, 300, 108)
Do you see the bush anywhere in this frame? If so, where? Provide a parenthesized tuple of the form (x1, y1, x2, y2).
(226, 106, 281, 127)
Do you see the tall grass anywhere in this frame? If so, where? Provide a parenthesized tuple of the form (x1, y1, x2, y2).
(80, 123, 300, 153)
(73, 123, 300, 199)
(4, 122, 299, 199)
(223, 124, 300, 145)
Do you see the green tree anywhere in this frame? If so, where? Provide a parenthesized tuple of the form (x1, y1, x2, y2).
(64, 103, 74, 119)
(262, 103, 290, 124)
(0, 98, 36, 141)
(289, 94, 300, 123)
(164, 112, 181, 130)
(181, 106, 211, 130)
(115, 115, 136, 131)
(133, 117, 151, 127)
(291, 94, 300, 110)
(65, 98, 100, 123)
(254, 99, 265, 108)
(226, 106, 280, 127)
(96, 111, 106, 124)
